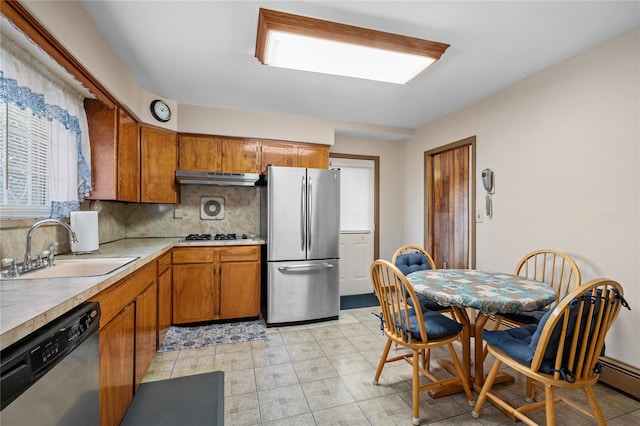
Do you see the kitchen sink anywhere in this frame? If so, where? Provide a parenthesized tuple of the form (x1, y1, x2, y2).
(3, 257, 139, 280)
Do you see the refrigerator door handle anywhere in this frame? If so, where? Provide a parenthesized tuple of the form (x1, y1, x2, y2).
(300, 176, 306, 251)
(307, 176, 312, 250)
(277, 263, 334, 272)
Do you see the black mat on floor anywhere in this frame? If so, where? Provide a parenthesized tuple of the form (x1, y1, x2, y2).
(340, 293, 379, 310)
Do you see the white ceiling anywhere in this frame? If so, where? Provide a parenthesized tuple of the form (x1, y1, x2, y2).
(79, 1, 639, 131)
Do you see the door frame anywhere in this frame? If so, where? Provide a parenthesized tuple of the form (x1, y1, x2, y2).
(424, 136, 476, 268)
(330, 153, 380, 260)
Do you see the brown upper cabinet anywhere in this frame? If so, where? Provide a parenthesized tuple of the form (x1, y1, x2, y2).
(85, 99, 140, 202)
(85, 101, 177, 204)
(140, 125, 178, 203)
(178, 135, 221, 171)
(178, 134, 329, 174)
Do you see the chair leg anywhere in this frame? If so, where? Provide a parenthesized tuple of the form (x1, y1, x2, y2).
(373, 338, 392, 385)
(584, 385, 607, 426)
(412, 348, 421, 425)
(471, 358, 502, 418)
(482, 317, 502, 361)
(446, 342, 475, 405)
(544, 384, 556, 426)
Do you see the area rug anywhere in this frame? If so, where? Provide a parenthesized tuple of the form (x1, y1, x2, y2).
(340, 293, 380, 310)
(158, 319, 267, 352)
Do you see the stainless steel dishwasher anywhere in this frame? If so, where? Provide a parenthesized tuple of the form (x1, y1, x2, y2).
(1, 302, 100, 425)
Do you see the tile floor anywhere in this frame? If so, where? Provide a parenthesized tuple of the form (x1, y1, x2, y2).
(143, 307, 640, 425)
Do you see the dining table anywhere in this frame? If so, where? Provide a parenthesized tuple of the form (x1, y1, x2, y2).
(405, 269, 557, 398)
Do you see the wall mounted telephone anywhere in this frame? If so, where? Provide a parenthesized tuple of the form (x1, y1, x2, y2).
(482, 168, 494, 193)
(481, 168, 494, 219)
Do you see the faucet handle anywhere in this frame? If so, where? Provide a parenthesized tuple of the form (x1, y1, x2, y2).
(47, 242, 58, 266)
(2, 258, 19, 277)
(34, 252, 44, 268)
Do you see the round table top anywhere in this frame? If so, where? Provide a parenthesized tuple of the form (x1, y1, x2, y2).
(406, 269, 557, 314)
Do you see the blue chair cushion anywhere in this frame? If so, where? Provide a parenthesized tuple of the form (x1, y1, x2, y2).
(418, 294, 450, 312)
(395, 253, 432, 275)
(484, 289, 611, 378)
(499, 307, 548, 325)
(394, 253, 448, 312)
(402, 310, 463, 340)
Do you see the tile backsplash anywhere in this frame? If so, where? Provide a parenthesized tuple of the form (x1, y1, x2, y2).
(0, 185, 261, 260)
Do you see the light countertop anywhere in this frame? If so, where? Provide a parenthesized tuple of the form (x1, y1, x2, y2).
(0, 237, 265, 350)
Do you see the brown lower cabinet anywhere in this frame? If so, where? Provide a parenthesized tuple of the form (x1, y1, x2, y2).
(90, 262, 157, 426)
(173, 245, 261, 324)
(156, 251, 173, 346)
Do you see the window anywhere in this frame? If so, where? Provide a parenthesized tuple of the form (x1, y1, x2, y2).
(0, 101, 51, 218)
(0, 29, 92, 219)
(331, 159, 374, 233)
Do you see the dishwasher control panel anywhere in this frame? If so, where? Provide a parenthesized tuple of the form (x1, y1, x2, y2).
(1, 302, 101, 410)
(29, 306, 99, 374)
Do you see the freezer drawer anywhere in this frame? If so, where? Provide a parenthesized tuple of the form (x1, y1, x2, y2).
(267, 259, 339, 324)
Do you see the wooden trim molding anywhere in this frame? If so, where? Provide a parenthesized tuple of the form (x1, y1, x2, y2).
(255, 8, 449, 64)
(329, 153, 380, 261)
(1, 0, 115, 108)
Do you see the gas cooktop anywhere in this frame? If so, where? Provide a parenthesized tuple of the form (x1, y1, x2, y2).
(184, 233, 249, 241)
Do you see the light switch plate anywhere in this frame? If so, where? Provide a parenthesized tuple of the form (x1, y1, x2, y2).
(200, 197, 225, 220)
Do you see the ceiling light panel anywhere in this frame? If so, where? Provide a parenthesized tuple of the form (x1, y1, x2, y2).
(255, 8, 449, 84)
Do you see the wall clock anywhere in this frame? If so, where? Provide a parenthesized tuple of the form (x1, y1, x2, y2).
(150, 99, 171, 122)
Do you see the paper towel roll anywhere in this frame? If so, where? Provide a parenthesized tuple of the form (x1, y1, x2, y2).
(70, 211, 99, 253)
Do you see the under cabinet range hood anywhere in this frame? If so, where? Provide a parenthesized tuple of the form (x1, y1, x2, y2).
(175, 170, 260, 186)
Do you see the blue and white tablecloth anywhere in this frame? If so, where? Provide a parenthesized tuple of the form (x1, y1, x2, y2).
(406, 269, 557, 315)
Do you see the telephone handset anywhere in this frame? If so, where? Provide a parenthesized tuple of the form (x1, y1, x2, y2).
(482, 168, 494, 193)
(481, 169, 494, 219)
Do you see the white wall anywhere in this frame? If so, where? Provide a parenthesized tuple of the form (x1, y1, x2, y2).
(402, 28, 640, 367)
(331, 136, 404, 261)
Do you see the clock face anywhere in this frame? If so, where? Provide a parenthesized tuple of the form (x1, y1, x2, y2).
(150, 99, 171, 122)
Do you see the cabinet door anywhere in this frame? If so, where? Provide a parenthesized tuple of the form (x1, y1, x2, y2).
(298, 144, 329, 169)
(157, 265, 172, 347)
(117, 109, 140, 202)
(141, 126, 178, 203)
(135, 282, 157, 390)
(178, 135, 221, 171)
(220, 261, 260, 319)
(84, 99, 118, 200)
(221, 138, 259, 173)
(173, 264, 219, 323)
(99, 303, 135, 426)
(260, 141, 296, 173)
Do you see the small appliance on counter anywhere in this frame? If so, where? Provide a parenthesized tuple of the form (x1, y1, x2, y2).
(70, 211, 99, 253)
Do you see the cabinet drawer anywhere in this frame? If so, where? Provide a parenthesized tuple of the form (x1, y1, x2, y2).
(172, 247, 219, 264)
(220, 245, 260, 262)
(157, 250, 172, 274)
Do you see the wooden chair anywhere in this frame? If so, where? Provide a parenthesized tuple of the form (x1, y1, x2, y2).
(370, 259, 474, 425)
(495, 249, 582, 328)
(472, 278, 629, 426)
(391, 245, 453, 315)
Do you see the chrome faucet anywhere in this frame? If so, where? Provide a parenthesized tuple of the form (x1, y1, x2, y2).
(23, 219, 78, 271)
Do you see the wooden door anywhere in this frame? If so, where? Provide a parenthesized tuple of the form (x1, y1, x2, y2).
(117, 108, 140, 202)
(140, 125, 177, 203)
(173, 264, 218, 323)
(298, 144, 329, 169)
(99, 304, 134, 426)
(220, 261, 260, 319)
(134, 282, 156, 390)
(221, 138, 259, 173)
(425, 137, 475, 269)
(178, 135, 221, 171)
(157, 261, 172, 346)
(260, 141, 296, 173)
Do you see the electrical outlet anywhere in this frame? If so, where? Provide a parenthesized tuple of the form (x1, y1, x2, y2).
(174, 209, 185, 219)
(476, 209, 484, 223)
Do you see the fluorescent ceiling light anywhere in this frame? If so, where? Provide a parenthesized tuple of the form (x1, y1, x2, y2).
(255, 8, 449, 85)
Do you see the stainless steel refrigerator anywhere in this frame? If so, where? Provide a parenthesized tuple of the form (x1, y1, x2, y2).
(261, 166, 340, 325)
